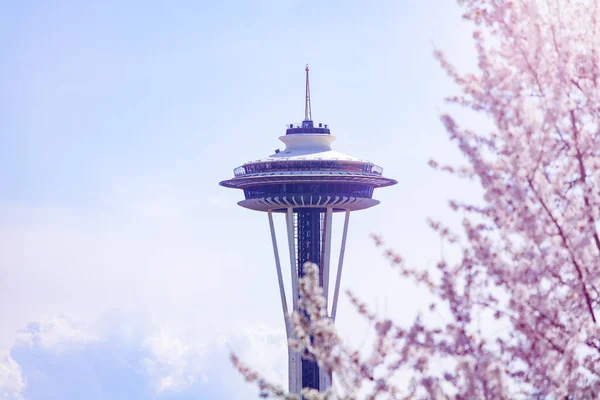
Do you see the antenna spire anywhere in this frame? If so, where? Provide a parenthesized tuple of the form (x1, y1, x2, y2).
(304, 64, 312, 122)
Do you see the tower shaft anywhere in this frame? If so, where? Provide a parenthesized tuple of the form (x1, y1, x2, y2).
(297, 209, 321, 390)
(281, 207, 337, 394)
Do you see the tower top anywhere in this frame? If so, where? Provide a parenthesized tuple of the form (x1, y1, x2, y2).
(286, 64, 330, 134)
(304, 64, 312, 122)
(219, 64, 397, 213)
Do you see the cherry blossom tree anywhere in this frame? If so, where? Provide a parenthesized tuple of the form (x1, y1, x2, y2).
(234, 0, 600, 398)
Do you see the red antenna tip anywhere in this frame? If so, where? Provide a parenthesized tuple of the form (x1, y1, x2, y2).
(305, 64, 309, 71)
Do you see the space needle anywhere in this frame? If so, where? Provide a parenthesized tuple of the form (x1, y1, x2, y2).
(220, 65, 396, 394)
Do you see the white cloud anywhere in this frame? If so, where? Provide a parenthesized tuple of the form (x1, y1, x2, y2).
(142, 325, 206, 393)
(15, 315, 97, 353)
(228, 323, 288, 385)
(1, 312, 285, 400)
(0, 354, 24, 400)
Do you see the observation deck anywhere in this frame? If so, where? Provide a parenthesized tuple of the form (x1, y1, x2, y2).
(219, 124, 397, 213)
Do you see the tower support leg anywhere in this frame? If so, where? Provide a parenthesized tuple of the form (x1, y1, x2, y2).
(285, 208, 302, 394)
(321, 207, 333, 304)
(286, 208, 299, 312)
(319, 207, 333, 392)
(331, 210, 350, 321)
(268, 211, 299, 393)
(268, 211, 289, 330)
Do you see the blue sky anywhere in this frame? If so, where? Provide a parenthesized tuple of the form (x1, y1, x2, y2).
(0, 1, 483, 398)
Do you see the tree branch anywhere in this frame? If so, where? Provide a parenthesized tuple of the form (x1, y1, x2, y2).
(527, 177, 597, 323)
